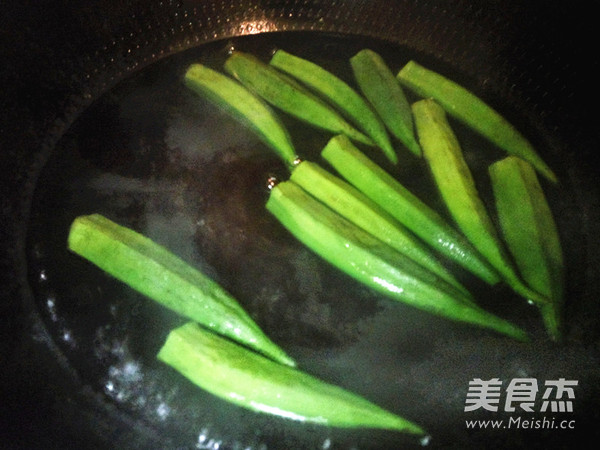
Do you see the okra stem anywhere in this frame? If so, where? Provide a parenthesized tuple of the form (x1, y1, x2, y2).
(68, 214, 295, 367)
(224, 52, 374, 147)
(184, 63, 297, 167)
(321, 135, 501, 285)
(397, 60, 557, 183)
(270, 49, 397, 164)
(412, 99, 550, 307)
(350, 49, 421, 157)
(267, 181, 528, 341)
(290, 160, 470, 297)
(489, 156, 564, 340)
(158, 322, 425, 434)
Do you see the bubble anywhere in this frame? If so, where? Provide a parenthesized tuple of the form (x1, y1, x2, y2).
(266, 176, 278, 190)
(156, 401, 171, 420)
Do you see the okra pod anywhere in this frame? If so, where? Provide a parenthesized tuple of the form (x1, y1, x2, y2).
(489, 156, 564, 340)
(321, 135, 500, 285)
(290, 160, 470, 296)
(412, 99, 549, 307)
(267, 181, 527, 341)
(224, 52, 374, 147)
(158, 322, 425, 433)
(397, 60, 557, 183)
(68, 214, 295, 367)
(184, 63, 296, 166)
(270, 49, 397, 164)
(350, 49, 421, 157)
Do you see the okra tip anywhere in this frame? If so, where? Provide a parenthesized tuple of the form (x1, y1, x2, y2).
(383, 146, 399, 165)
(538, 302, 563, 342)
(508, 324, 530, 343)
(539, 164, 559, 185)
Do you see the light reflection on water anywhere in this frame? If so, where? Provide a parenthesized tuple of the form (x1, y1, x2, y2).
(97, 327, 176, 422)
(25, 31, 582, 450)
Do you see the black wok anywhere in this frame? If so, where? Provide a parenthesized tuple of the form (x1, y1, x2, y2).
(1, 1, 599, 449)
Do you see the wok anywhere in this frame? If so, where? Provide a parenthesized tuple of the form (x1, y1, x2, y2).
(1, 1, 599, 448)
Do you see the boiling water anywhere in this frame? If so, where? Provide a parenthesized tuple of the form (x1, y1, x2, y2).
(26, 33, 592, 449)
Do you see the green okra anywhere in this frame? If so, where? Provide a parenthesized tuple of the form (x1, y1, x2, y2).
(350, 49, 421, 157)
(68, 214, 295, 367)
(158, 322, 425, 434)
(224, 52, 374, 147)
(397, 60, 557, 183)
(290, 159, 470, 296)
(412, 99, 549, 307)
(267, 180, 528, 341)
(489, 156, 564, 340)
(321, 135, 500, 285)
(270, 49, 397, 164)
(184, 63, 296, 166)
